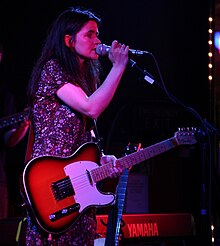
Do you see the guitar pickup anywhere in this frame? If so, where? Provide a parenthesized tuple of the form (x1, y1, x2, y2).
(49, 203, 80, 221)
(51, 176, 75, 201)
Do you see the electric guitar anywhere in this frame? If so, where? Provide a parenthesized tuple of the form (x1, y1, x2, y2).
(0, 108, 30, 129)
(22, 127, 197, 234)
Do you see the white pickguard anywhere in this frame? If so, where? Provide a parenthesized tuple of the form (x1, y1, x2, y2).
(64, 161, 115, 212)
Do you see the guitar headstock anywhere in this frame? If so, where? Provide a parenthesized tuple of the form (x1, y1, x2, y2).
(175, 127, 197, 145)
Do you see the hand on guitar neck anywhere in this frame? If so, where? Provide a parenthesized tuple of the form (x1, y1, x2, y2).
(99, 142, 142, 179)
(100, 154, 123, 178)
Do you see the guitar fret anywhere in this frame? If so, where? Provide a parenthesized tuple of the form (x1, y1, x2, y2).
(92, 163, 112, 182)
(101, 164, 111, 179)
(92, 169, 101, 182)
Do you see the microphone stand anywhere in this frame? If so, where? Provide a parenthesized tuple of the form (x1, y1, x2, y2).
(129, 59, 220, 246)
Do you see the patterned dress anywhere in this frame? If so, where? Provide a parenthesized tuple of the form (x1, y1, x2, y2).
(26, 59, 97, 246)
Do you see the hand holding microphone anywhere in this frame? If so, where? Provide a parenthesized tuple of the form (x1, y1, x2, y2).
(101, 40, 129, 68)
(96, 40, 154, 84)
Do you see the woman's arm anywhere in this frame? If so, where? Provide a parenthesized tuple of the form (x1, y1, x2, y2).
(57, 40, 129, 119)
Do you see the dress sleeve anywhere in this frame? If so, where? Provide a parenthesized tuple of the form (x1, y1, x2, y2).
(39, 59, 71, 97)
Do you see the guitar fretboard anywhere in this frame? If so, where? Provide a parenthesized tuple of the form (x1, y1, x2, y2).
(117, 137, 178, 169)
(91, 137, 178, 183)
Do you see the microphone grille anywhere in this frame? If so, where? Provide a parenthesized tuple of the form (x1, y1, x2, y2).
(96, 44, 109, 56)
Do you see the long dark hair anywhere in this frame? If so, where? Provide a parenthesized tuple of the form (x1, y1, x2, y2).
(27, 7, 102, 105)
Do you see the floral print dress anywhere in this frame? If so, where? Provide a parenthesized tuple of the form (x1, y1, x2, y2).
(25, 59, 97, 246)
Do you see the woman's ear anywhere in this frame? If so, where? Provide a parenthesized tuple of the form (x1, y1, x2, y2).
(64, 35, 74, 48)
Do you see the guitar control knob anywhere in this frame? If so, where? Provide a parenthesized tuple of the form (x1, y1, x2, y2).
(49, 214, 56, 221)
(61, 209, 68, 214)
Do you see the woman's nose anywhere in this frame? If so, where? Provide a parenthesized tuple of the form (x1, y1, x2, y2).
(96, 37, 101, 44)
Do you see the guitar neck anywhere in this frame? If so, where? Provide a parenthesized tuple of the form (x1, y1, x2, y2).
(91, 136, 178, 183)
(0, 109, 30, 129)
(117, 136, 178, 169)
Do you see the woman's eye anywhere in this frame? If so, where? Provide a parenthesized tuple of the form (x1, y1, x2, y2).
(86, 31, 98, 39)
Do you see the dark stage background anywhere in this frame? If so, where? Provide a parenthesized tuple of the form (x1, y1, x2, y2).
(1, 0, 218, 244)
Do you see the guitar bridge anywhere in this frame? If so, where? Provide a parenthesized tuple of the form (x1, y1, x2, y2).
(51, 177, 75, 201)
(49, 203, 80, 221)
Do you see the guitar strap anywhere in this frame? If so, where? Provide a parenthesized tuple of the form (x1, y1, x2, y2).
(19, 121, 34, 199)
(25, 121, 34, 163)
(93, 119, 104, 153)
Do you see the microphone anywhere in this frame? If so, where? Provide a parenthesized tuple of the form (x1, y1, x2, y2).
(96, 44, 150, 57)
